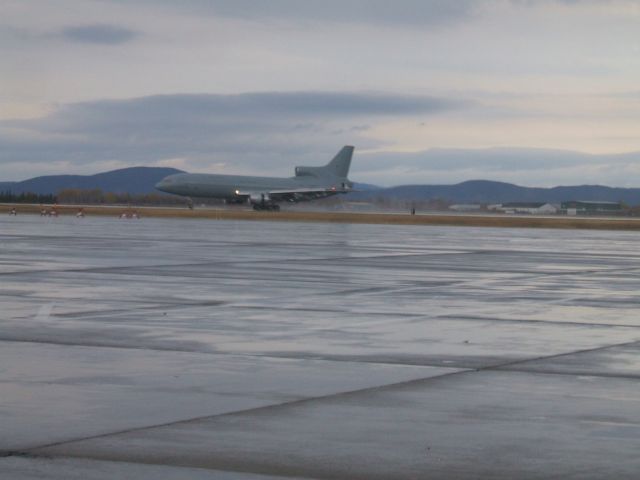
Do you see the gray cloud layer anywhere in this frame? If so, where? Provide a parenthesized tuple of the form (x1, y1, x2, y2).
(128, 0, 625, 27)
(25, 91, 462, 129)
(2, 90, 639, 186)
(355, 148, 640, 188)
(145, 0, 477, 27)
(0, 91, 462, 178)
(60, 24, 138, 44)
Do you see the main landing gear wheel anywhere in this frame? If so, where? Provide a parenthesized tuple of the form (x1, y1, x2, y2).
(253, 203, 280, 211)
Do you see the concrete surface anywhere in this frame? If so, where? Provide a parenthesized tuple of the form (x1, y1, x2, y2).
(5, 202, 640, 230)
(1, 215, 640, 478)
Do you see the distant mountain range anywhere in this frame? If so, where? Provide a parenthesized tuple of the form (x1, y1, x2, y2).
(0, 167, 184, 195)
(2, 168, 640, 205)
(350, 180, 640, 205)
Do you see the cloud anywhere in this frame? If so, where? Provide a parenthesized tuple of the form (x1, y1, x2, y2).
(60, 24, 138, 44)
(361, 148, 604, 172)
(126, 0, 635, 28)
(22, 92, 462, 130)
(2, 90, 638, 187)
(0, 91, 464, 180)
(511, 0, 621, 6)
(354, 148, 640, 187)
(143, 0, 477, 27)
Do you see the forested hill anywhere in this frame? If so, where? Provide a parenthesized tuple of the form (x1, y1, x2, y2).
(0, 167, 183, 195)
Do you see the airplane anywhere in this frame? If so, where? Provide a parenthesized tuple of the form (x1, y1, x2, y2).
(155, 146, 354, 211)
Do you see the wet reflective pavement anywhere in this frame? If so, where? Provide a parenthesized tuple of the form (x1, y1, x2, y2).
(2, 216, 640, 479)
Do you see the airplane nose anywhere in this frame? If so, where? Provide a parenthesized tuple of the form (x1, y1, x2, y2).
(156, 174, 185, 194)
(155, 178, 171, 192)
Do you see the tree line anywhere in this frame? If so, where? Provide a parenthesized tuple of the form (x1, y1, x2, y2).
(0, 191, 57, 203)
(56, 189, 188, 205)
(0, 189, 188, 206)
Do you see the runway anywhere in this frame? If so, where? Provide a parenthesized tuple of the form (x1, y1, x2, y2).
(2, 215, 640, 479)
(3, 203, 640, 230)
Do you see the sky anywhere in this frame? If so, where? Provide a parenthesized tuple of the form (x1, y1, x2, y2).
(1, 0, 639, 186)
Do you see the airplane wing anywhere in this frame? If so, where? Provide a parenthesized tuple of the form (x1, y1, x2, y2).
(235, 186, 350, 203)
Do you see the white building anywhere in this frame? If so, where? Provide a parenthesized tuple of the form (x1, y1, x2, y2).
(497, 202, 558, 214)
(449, 204, 482, 212)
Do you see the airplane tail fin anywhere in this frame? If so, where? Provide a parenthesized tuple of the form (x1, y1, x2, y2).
(295, 146, 354, 179)
(325, 146, 354, 178)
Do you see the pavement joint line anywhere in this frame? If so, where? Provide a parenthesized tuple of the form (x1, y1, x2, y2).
(436, 314, 640, 330)
(0, 338, 208, 354)
(13, 367, 476, 456)
(235, 306, 425, 317)
(0, 252, 432, 277)
(10, 303, 227, 321)
(5, 252, 639, 278)
(5, 303, 357, 318)
(11, 340, 640, 456)
(4, 295, 230, 307)
(527, 266, 640, 277)
(482, 339, 640, 372)
(494, 367, 640, 380)
(0, 451, 31, 458)
(10, 305, 640, 330)
(2, 335, 640, 371)
(50, 301, 226, 318)
(0, 338, 467, 370)
(253, 342, 640, 381)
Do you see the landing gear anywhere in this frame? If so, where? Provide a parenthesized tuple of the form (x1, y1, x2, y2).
(249, 193, 280, 211)
(252, 203, 280, 212)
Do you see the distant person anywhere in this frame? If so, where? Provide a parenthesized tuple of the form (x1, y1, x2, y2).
(411, 207, 416, 215)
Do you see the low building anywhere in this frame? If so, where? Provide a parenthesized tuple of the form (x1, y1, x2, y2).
(497, 202, 558, 214)
(561, 200, 623, 215)
(449, 204, 482, 212)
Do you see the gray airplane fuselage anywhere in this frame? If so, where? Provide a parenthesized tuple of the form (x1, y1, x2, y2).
(155, 146, 355, 208)
(156, 173, 344, 199)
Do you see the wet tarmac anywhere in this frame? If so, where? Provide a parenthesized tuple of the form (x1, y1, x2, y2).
(1, 215, 640, 479)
